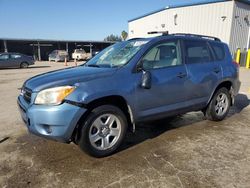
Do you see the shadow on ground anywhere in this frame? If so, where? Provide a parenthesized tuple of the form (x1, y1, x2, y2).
(28, 66, 51, 69)
(1, 95, 249, 188)
(0, 66, 51, 70)
(120, 93, 250, 152)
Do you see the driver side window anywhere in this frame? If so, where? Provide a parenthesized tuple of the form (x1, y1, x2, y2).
(142, 41, 182, 70)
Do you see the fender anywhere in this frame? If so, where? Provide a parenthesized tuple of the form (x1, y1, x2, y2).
(206, 78, 234, 106)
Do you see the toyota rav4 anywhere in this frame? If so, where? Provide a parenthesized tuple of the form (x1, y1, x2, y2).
(18, 33, 241, 157)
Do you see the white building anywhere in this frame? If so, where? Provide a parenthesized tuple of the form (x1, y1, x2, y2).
(128, 0, 250, 53)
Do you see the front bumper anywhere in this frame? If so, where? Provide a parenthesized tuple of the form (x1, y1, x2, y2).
(49, 57, 61, 62)
(17, 95, 87, 143)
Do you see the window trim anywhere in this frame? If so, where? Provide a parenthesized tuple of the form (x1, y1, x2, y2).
(183, 39, 214, 64)
(0, 54, 10, 60)
(208, 42, 226, 61)
(10, 54, 22, 59)
(135, 39, 183, 72)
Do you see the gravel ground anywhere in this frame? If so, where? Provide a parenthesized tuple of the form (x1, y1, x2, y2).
(0, 62, 250, 188)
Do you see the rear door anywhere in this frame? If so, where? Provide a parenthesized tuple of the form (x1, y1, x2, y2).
(209, 41, 226, 72)
(0, 54, 10, 68)
(183, 39, 222, 105)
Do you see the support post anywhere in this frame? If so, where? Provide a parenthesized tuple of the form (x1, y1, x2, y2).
(246, 49, 250, 69)
(37, 42, 41, 61)
(66, 42, 69, 52)
(236, 48, 241, 64)
(90, 43, 92, 56)
(64, 57, 68, 66)
(3, 40, 8, 52)
(74, 58, 77, 66)
(247, 26, 250, 50)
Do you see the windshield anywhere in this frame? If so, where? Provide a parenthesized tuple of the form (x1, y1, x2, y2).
(50, 50, 57, 55)
(75, 49, 85, 53)
(85, 39, 149, 68)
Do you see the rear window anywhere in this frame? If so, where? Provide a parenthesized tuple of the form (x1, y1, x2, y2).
(210, 42, 225, 61)
(184, 40, 212, 64)
(10, 54, 21, 59)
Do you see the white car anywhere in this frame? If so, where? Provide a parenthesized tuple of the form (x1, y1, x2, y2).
(72, 49, 91, 60)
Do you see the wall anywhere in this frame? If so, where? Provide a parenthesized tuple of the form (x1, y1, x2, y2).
(230, 1, 250, 52)
(129, 1, 234, 46)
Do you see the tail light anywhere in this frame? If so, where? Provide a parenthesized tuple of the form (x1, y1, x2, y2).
(232, 61, 239, 67)
(232, 61, 240, 77)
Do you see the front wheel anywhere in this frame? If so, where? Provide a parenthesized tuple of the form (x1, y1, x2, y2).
(205, 87, 231, 121)
(78, 105, 128, 157)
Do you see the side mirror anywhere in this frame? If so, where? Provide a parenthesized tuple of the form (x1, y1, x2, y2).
(141, 70, 152, 89)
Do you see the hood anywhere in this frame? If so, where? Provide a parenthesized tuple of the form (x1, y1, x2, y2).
(24, 66, 117, 92)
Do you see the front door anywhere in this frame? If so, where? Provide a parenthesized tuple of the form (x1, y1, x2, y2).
(135, 40, 189, 120)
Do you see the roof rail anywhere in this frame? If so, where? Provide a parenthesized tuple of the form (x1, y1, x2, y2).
(172, 33, 221, 41)
(127, 38, 144, 41)
(148, 31, 169, 36)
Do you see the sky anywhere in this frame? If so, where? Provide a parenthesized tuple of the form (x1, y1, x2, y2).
(0, 0, 223, 41)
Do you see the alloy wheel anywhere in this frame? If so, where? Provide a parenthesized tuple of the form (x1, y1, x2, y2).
(215, 93, 229, 116)
(88, 114, 122, 150)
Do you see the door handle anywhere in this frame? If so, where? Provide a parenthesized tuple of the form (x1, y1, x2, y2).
(213, 67, 220, 74)
(177, 72, 187, 78)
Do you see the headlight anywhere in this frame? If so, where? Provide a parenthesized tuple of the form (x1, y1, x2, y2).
(34, 86, 75, 105)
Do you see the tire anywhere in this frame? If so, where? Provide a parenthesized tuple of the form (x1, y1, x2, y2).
(78, 105, 128, 157)
(205, 87, 231, 121)
(20, 62, 29, 68)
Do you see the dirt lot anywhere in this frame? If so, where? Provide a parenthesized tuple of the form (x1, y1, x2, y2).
(0, 61, 250, 188)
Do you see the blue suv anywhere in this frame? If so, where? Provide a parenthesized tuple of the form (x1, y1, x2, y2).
(18, 33, 240, 157)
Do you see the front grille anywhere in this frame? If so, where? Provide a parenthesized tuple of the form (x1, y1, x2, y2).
(23, 87, 32, 103)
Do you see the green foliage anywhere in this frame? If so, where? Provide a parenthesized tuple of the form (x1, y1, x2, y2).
(104, 34, 122, 42)
(121, 31, 128, 41)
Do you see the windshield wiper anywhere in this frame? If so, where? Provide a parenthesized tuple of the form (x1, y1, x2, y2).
(86, 64, 100, 68)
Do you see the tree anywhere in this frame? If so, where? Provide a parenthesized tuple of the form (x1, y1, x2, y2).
(104, 34, 122, 42)
(121, 30, 128, 41)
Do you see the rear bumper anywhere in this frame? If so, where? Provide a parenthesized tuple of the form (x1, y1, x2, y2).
(233, 79, 241, 95)
(17, 95, 87, 143)
(72, 54, 84, 60)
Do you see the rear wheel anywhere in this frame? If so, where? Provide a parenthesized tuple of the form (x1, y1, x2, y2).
(20, 62, 29, 68)
(78, 105, 127, 157)
(205, 87, 231, 121)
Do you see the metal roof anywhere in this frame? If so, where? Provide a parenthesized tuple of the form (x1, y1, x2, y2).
(128, 0, 250, 22)
(0, 38, 114, 44)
